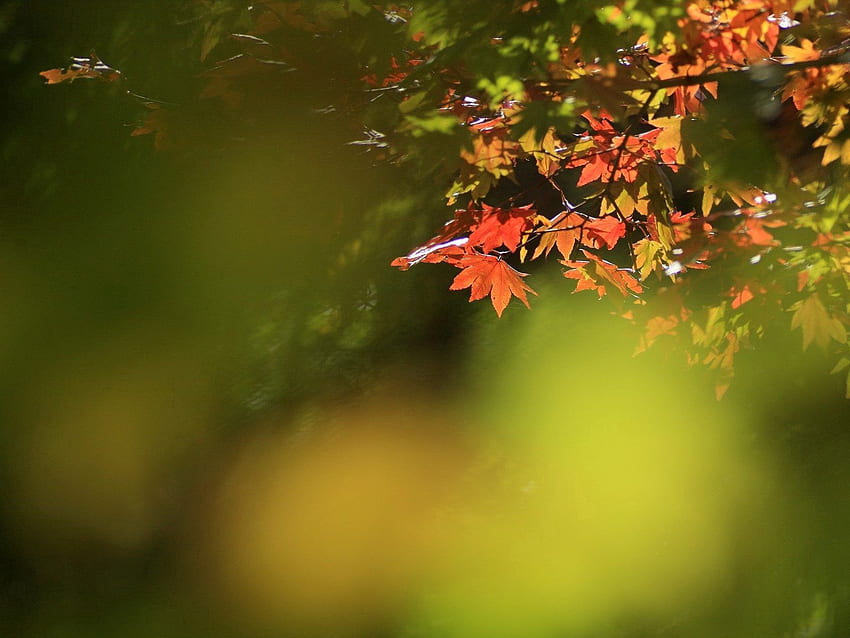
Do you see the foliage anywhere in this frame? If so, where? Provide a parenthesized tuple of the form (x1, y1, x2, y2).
(39, 0, 850, 398)
(12, 3, 850, 638)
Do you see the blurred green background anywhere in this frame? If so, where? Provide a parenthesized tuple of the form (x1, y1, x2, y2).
(1, 2, 849, 637)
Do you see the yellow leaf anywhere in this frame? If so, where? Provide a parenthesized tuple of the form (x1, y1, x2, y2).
(518, 127, 563, 178)
(830, 358, 850, 375)
(531, 211, 584, 261)
(601, 184, 637, 218)
(633, 239, 665, 279)
(821, 139, 843, 166)
(702, 183, 717, 217)
(781, 38, 819, 63)
(648, 115, 689, 164)
(790, 294, 847, 350)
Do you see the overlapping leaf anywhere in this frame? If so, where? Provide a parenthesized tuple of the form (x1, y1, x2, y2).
(449, 254, 536, 317)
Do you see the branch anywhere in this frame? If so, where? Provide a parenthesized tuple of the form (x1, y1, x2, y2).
(529, 51, 850, 93)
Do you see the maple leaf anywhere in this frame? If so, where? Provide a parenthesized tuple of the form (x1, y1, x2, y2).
(40, 51, 122, 85)
(733, 214, 780, 248)
(390, 239, 467, 270)
(575, 154, 608, 187)
(459, 128, 519, 180)
(425, 208, 479, 247)
(395, 204, 537, 269)
(445, 164, 496, 204)
(562, 250, 643, 298)
(468, 203, 536, 253)
(565, 112, 672, 187)
(449, 254, 536, 317)
(130, 103, 171, 150)
(518, 126, 564, 178)
(790, 294, 847, 350)
(600, 182, 638, 218)
(652, 41, 715, 116)
(585, 215, 626, 250)
(703, 333, 740, 400)
(587, 252, 643, 297)
(781, 39, 824, 110)
(633, 238, 665, 279)
(648, 115, 692, 165)
(531, 211, 585, 260)
(636, 314, 681, 353)
(40, 68, 87, 84)
(729, 282, 766, 310)
(669, 210, 713, 245)
(819, 136, 850, 166)
(562, 260, 607, 298)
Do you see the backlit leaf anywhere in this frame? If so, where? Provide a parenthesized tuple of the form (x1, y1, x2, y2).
(468, 204, 536, 253)
(40, 51, 122, 85)
(791, 294, 847, 350)
(585, 215, 626, 250)
(531, 211, 585, 261)
(449, 254, 536, 317)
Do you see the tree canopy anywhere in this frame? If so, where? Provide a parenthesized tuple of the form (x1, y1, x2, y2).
(41, 0, 850, 398)
(6, 2, 850, 637)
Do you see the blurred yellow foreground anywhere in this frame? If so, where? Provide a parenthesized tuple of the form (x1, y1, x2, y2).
(177, 296, 790, 637)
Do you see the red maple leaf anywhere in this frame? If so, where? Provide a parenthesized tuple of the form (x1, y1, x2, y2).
(449, 253, 536, 317)
(566, 112, 669, 186)
(575, 154, 609, 187)
(468, 203, 536, 252)
(426, 208, 480, 247)
(729, 283, 761, 309)
(392, 203, 537, 270)
(391, 239, 467, 270)
(585, 215, 626, 250)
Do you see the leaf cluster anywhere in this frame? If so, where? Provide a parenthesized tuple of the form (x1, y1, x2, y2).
(38, 0, 850, 397)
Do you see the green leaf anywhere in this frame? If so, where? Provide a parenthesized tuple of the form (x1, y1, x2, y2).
(405, 113, 459, 136)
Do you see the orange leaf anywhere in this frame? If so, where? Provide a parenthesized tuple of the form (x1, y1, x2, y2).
(735, 216, 777, 247)
(423, 208, 479, 247)
(391, 239, 467, 270)
(449, 254, 536, 317)
(562, 261, 607, 298)
(730, 285, 753, 309)
(563, 250, 642, 298)
(39, 51, 122, 85)
(588, 252, 643, 297)
(39, 68, 89, 84)
(575, 154, 608, 187)
(468, 203, 536, 253)
(130, 104, 170, 150)
(585, 215, 626, 250)
(531, 211, 584, 260)
(781, 38, 819, 63)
